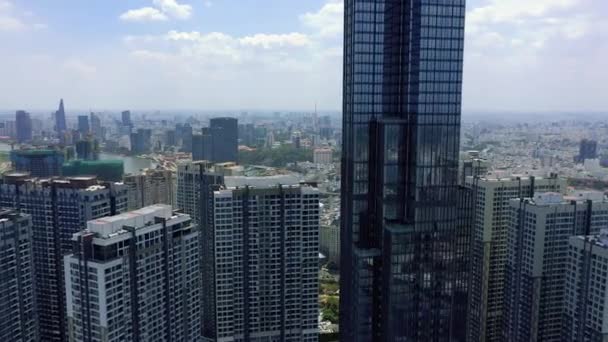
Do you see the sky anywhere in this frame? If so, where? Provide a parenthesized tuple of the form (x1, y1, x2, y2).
(0, 0, 606, 113)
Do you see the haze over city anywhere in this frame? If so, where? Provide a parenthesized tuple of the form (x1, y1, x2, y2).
(1, 0, 606, 112)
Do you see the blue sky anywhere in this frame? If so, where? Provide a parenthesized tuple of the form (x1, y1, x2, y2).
(0, 0, 606, 113)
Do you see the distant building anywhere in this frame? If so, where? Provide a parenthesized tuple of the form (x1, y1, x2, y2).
(176, 161, 221, 224)
(459, 150, 490, 185)
(202, 176, 319, 341)
(192, 128, 212, 161)
(0, 209, 37, 342)
(176, 123, 193, 153)
(210, 117, 238, 163)
(238, 123, 255, 146)
(77, 115, 90, 135)
(314, 148, 333, 165)
(564, 232, 608, 341)
(55, 99, 67, 134)
(505, 191, 608, 342)
(576, 139, 598, 163)
(121, 110, 132, 127)
(62, 159, 124, 182)
(0, 174, 128, 342)
(89, 112, 103, 140)
(166, 129, 176, 147)
(124, 169, 175, 210)
(10, 148, 65, 177)
(15, 110, 32, 143)
(320, 225, 340, 266)
(466, 174, 567, 342)
(75, 138, 99, 160)
(65, 205, 200, 342)
(130, 128, 152, 154)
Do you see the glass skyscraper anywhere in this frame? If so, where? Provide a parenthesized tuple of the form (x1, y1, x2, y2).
(339, 1, 469, 341)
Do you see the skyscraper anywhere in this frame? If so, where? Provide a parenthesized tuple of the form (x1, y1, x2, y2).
(55, 99, 67, 134)
(64, 205, 201, 342)
(210, 117, 238, 163)
(504, 191, 608, 342)
(130, 128, 152, 154)
(339, 1, 468, 341)
(201, 176, 319, 341)
(0, 209, 38, 342)
(564, 232, 608, 341)
(121, 110, 132, 127)
(77, 115, 90, 135)
(466, 174, 567, 342)
(0, 174, 128, 342)
(75, 138, 99, 160)
(15, 110, 33, 143)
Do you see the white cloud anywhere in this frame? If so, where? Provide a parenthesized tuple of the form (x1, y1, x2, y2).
(152, 0, 192, 20)
(120, 7, 168, 22)
(121, 0, 192, 22)
(300, 0, 343, 38)
(0, 0, 45, 31)
(240, 33, 311, 49)
(0, 15, 24, 31)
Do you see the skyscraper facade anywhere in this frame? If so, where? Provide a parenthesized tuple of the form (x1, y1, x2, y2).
(201, 176, 319, 341)
(192, 128, 212, 161)
(0, 174, 128, 342)
(64, 205, 201, 342)
(466, 174, 567, 342)
(90, 112, 103, 139)
(0, 210, 38, 342)
(55, 99, 67, 134)
(339, 1, 468, 341)
(15, 110, 33, 143)
(210, 117, 238, 163)
(504, 191, 608, 342)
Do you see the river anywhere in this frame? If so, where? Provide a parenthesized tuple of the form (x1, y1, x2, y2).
(0, 142, 156, 174)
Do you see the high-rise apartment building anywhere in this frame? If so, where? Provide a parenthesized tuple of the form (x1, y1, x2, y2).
(210, 117, 238, 163)
(175, 161, 231, 226)
(459, 150, 490, 185)
(124, 169, 175, 210)
(504, 191, 608, 342)
(0, 210, 38, 342)
(16, 110, 33, 143)
(55, 99, 67, 134)
(466, 174, 567, 342)
(0, 174, 128, 342)
(10, 148, 65, 177)
(339, 0, 469, 340)
(563, 233, 608, 341)
(75, 138, 99, 160)
(64, 205, 200, 342)
(201, 176, 319, 341)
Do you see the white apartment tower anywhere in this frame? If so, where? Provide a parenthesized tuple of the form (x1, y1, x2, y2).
(505, 191, 608, 342)
(466, 174, 567, 342)
(201, 176, 319, 342)
(64, 205, 200, 342)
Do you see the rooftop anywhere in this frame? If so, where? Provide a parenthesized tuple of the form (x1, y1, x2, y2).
(224, 175, 301, 189)
(87, 204, 173, 238)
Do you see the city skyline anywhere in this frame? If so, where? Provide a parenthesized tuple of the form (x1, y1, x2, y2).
(1, 0, 606, 112)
